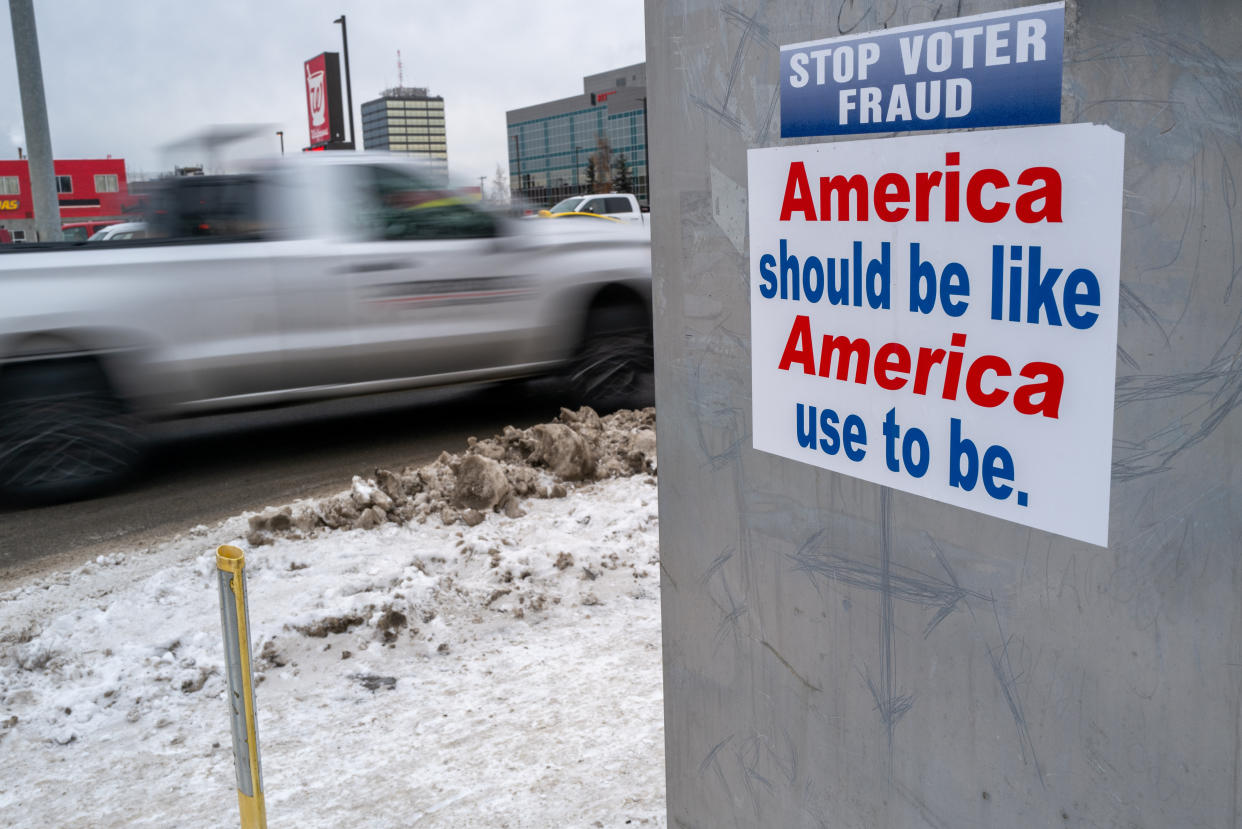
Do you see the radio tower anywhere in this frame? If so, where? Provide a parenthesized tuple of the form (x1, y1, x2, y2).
(397, 50, 403, 88)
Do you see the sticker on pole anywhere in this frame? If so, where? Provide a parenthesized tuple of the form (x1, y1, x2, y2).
(747, 124, 1124, 546)
(780, 2, 1064, 138)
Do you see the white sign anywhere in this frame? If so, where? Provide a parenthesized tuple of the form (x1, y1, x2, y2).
(748, 124, 1124, 546)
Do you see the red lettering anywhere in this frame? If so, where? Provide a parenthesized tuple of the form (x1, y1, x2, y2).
(775, 153, 1068, 224)
(874, 342, 911, 390)
(874, 173, 910, 222)
(914, 171, 942, 221)
(1013, 362, 1064, 418)
(942, 333, 966, 400)
(945, 152, 960, 222)
(966, 168, 1009, 223)
(780, 162, 817, 221)
(1015, 166, 1063, 223)
(775, 153, 1064, 225)
(820, 175, 868, 221)
(819, 334, 871, 383)
(778, 314, 816, 373)
(965, 354, 1011, 407)
(912, 347, 946, 394)
(774, 318, 1065, 418)
(819, 333, 869, 382)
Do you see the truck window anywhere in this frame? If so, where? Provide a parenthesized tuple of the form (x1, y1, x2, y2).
(603, 197, 632, 213)
(146, 175, 267, 239)
(578, 199, 601, 214)
(354, 165, 496, 241)
(550, 196, 585, 213)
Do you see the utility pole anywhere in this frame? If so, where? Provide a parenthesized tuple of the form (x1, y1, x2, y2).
(9, 0, 61, 241)
(333, 15, 356, 149)
(478, 175, 486, 201)
(511, 134, 521, 202)
(276, 131, 284, 156)
(639, 97, 650, 209)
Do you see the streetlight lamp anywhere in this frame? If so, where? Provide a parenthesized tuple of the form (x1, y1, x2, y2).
(333, 15, 356, 149)
(275, 131, 284, 156)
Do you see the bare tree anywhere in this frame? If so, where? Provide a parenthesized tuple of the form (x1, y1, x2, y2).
(613, 154, 632, 193)
(585, 156, 598, 192)
(593, 136, 613, 191)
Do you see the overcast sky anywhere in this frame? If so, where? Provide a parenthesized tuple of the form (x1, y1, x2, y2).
(1, 1, 645, 185)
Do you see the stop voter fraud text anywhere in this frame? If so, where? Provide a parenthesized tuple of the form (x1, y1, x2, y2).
(786, 16, 1050, 126)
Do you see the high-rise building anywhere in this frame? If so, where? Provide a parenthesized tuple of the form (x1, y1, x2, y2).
(360, 87, 448, 176)
(506, 63, 647, 209)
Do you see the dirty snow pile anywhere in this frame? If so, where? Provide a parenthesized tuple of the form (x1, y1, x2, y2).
(0, 408, 665, 828)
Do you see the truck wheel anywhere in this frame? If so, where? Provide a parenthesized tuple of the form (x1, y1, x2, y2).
(0, 360, 143, 504)
(569, 304, 654, 412)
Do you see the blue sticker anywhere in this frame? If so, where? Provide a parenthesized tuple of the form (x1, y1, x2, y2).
(780, 3, 1064, 138)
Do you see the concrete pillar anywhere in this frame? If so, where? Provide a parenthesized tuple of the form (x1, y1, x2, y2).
(8, 0, 61, 242)
(648, 0, 1242, 825)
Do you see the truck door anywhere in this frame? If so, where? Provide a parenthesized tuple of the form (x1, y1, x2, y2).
(275, 162, 542, 391)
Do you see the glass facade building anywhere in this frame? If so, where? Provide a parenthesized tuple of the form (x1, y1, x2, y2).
(361, 87, 448, 177)
(506, 63, 647, 209)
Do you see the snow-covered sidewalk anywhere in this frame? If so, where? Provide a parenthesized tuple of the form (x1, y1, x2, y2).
(0, 410, 666, 828)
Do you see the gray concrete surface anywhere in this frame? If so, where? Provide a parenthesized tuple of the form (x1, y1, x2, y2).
(648, 1, 1242, 825)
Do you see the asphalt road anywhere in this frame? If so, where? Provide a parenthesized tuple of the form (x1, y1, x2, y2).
(0, 381, 568, 584)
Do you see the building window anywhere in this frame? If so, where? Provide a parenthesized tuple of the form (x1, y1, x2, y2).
(0, 176, 18, 195)
(55, 175, 72, 193)
(94, 174, 119, 193)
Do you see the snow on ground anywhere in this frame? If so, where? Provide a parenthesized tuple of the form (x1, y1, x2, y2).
(0, 409, 665, 828)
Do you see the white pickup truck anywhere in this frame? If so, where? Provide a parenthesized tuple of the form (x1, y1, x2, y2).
(0, 154, 653, 503)
(543, 193, 647, 224)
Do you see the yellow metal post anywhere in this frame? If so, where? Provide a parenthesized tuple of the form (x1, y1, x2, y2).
(216, 545, 267, 829)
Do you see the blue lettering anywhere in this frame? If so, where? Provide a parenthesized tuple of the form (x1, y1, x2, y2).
(1063, 268, 1100, 329)
(1025, 244, 1063, 325)
(759, 253, 778, 299)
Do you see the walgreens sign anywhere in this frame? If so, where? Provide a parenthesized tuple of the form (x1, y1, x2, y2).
(304, 52, 345, 148)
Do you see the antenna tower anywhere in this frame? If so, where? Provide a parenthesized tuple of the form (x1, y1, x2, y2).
(397, 50, 403, 88)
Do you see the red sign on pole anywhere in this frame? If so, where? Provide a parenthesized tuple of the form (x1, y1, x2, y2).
(304, 53, 345, 148)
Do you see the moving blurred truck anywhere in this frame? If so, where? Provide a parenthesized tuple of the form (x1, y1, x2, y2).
(0, 153, 653, 503)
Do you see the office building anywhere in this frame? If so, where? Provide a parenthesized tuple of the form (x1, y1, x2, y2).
(506, 63, 647, 208)
(361, 87, 448, 176)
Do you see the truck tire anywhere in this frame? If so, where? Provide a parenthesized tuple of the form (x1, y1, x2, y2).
(0, 360, 143, 504)
(569, 304, 654, 412)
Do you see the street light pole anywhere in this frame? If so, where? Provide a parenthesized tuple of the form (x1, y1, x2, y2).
(511, 134, 521, 202)
(333, 15, 356, 149)
(639, 97, 650, 209)
(275, 131, 284, 156)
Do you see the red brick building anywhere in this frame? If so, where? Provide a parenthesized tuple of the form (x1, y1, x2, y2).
(0, 158, 140, 241)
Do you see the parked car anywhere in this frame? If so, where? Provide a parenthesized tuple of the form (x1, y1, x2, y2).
(0, 154, 653, 503)
(61, 221, 122, 241)
(542, 193, 647, 224)
(87, 221, 148, 241)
